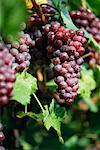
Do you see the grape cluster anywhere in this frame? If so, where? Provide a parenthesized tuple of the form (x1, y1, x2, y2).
(71, 7, 100, 68)
(71, 7, 100, 43)
(0, 43, 16, 105)
(44, 21, 86, 105)
(0, 123, 5, 150)
(27, 23, 50, 67)
(26, 4, 57, 67)
(9, 32, 34, 72)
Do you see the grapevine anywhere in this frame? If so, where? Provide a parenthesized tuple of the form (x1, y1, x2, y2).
(0, 0, 100, 149)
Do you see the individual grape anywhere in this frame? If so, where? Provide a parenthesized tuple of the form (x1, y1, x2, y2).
(64, 73, 71, 79)
(0, 123, 5, 149)
(73, 84, 79, 92)
(53, 50, 61, 57)
(66, 86, 72, 92)
(54, 64, 62, 73)
(67, 78, 78, 87)
(58, 81, 67, 89)
(60, 67, 67, 76)
(60, 52, 69, 62)
(0, 132, 5, 142)
(77, 57, 84, 65)
(55, 76, 64, 84)
(52, 57, 60, 65)
(0, 146, 5, 150)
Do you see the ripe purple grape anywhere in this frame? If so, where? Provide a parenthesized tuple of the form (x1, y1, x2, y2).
(10, 32, 33, 72)
(44, 21, 86, 105)
(0, 43, 16, 105)
(71, 7, 100, 68)
(71, 8, 100, 43)
(55, 76, 64, 83)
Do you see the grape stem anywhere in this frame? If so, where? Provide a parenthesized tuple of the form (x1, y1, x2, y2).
(43, 65, 47, 83)
(80, 0, 87, 9)
(31, 0, 46, 24)
(25, 105, 28, 113)
(33, 93, 44, 112)
(82, 53, 92, 58)
(31, 12, 58, 17)
(37, 67, 43, 81)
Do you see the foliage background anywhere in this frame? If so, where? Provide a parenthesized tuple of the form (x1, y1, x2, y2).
(1, 0, 100, 149)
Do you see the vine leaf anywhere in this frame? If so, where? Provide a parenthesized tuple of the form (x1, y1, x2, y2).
(17, 111, 43, 121)
(61, 7, 78, 30)
(46, 79, 57, 91)
(83, 29, 100, 50)
(0, 0, 27, 39)
(93, 65, 100, 86)
(43, 99, 65, 143)
(64, 135, 78, 148)
(78, 67, 98, 112)
(12, 71, 37, 105)
(52, 0, 62, 11)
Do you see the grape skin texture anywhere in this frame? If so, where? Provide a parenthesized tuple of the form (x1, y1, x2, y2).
(0, 43, 16, 105)
(71, 7, 100, 67)
(44, 21, 86, 105)
(10, 32, 33, 72)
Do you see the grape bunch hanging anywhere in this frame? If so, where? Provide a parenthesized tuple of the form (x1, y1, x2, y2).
(0, 123, 5, 150)
(71, 7, 100, 67)
(0, 43, 16, 105)
(44, 21, 86, 105)
(9, 32, 34, 72)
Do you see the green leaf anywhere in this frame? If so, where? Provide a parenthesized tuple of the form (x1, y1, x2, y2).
(12, 71, 37, 105)
(20, 139, 32, 150)
(0, 0, 27, 39)
(78, 67, 96, 98)
(46, 79, 57, 90)
(43, 99, 65, 143)
(64, 135, 78, 148)
(87, 0, 100, 16)
(61, 7, 78, 30)
(90, 38, 100, 50)
(78, 66, 96, 98)
(52, 0, 62, 11)
(78, 66, 98, 112)
(68, 0, 82, 10)
(17, 111, 42, 121)
(83, 30, 100, 50)
(93, 65, 100, 86)
(83, 98, 98, 112)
